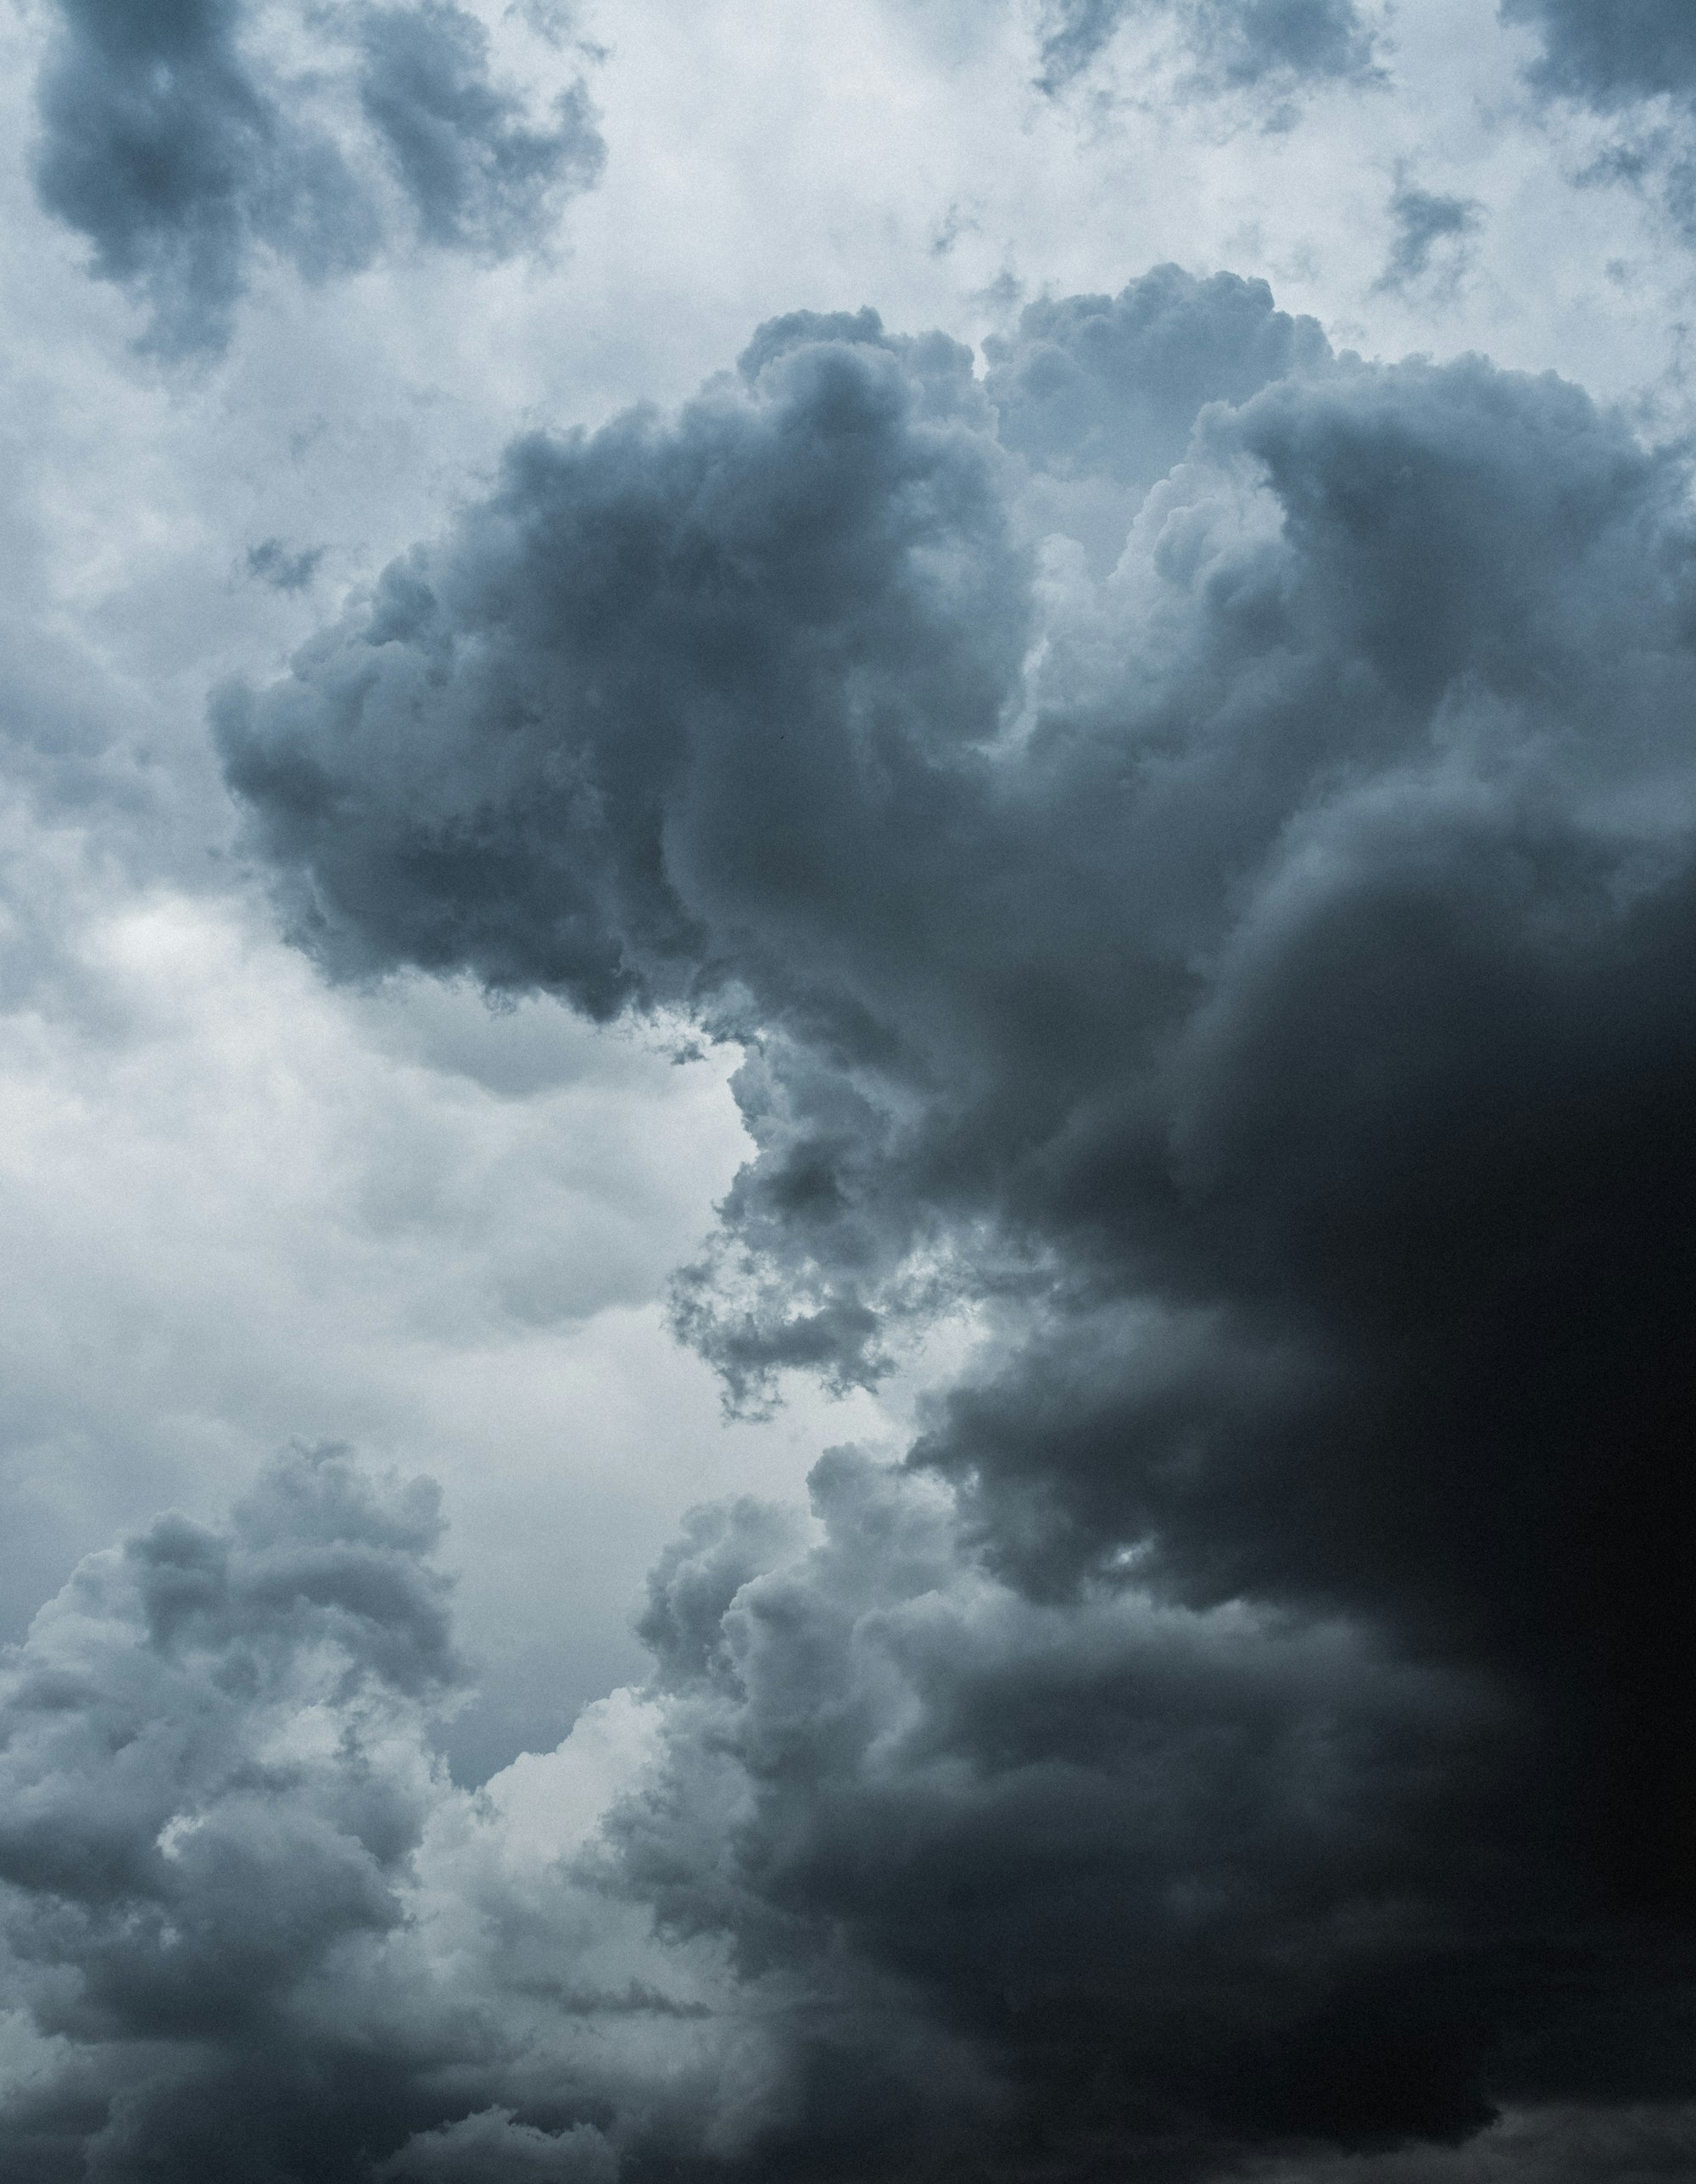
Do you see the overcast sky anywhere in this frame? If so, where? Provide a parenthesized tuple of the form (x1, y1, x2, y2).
(0, 3, 1693, 2179)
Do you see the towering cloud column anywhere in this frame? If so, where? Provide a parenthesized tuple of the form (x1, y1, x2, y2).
(185, 273, 1696, 2176)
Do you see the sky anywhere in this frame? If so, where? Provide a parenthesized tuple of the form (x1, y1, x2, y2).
(0, 2, 1693, 2178)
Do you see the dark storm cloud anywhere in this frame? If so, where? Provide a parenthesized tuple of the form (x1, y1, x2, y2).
(216, 270, 1696, 2170)
(1037, 0, 1381, 102)
(31, 0, 604, 354)
(376, 2109, 618, 2182)
(2, 1450, 1689, 2183)
(1249, 2103, 1696, 2182)
(610, 1451, 1521, 2176)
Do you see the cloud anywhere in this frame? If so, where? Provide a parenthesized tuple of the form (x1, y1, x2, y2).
(608, 1450, 1522, 2173)
(0, 1441, 460, 2175)
(1372, 174, 1483, 293)
(3, 1441, 1690, 2182)
(32, 0, 367, 357)
(982, 265, 1330, 563)
(377, 2109, 618, 2182)
(247, 537, 326, 593)
(1247, 2103, 1696, 2182)
(1501, 2, 1696, 239)
(1037, 0, 1382, 103)
(215, 274, 1696, 2167)
(30, 0, 604, 355)
(0, 1445, 728, 2180)
(355, 1, 604, 259)
(1501, 0, 1696, 107)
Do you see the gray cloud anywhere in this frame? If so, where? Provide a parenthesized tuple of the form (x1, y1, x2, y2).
(3, 1442, 1689, 2182)
(1372, 174, 1483, 293)
(211, 265, 1696, 2170)
(609, 1451, 1521, 2173)
(377, 2110, 618, 2182)
(1037, 0, 1381, 103)
(986, 267, 1330, 481)
(248, 538, 326, 593)
(0, 1442, 459, 2176)
(356, 1, 604, 259)
(1501, 2, 1696, 240)
(0, 1446, 706, 2181)
(31, 0, 604, 355)
(1502, 0, 1696, 106)
(1248, 2103, 1696, 2182)
(983, 265, 1330, 564)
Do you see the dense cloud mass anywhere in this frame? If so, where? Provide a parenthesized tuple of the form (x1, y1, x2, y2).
(1037, 0, 1381, 100)
(199, 267, 1696, 2174)
(31, 0, 604, 353)
(0, 1440, 1689, 2181)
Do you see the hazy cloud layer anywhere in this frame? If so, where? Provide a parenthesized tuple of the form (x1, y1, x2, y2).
(31, 0, 604, 354)
(1037, 0, 1381, 101)
(210, 270, 1696, 2172)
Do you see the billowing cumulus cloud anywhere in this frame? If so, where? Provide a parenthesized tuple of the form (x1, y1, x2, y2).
(981, 265, 1331, 563)
(31, 0, 604, 354)
(206, 269, 1696, 2172)
(0, 1443, 717, 2180)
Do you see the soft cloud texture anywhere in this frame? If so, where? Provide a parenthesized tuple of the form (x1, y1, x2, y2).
(1373, 174, 1482, 292)
(0, 1445, 727, 2180)
(1503, 0, 1696, 105)
(31, 0, 603, 353)
(0, 1443, 461, 2176)
(1037, 0, 1382, 102)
